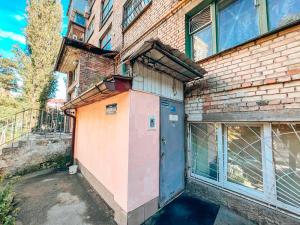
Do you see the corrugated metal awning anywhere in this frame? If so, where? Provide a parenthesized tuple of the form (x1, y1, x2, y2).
(128, 39, 206, 82)
(61, 75, 132, 110)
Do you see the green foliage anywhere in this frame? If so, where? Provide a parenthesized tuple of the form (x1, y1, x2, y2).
(0, 57, 22, 119)
(0, 57, 18, 93)
(12, 153, 69, 177)
(17, 0, 63, 109)
(0, 0, 63, 118)
(0, 178, 18, 225)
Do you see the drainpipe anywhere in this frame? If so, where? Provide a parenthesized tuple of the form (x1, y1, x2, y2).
(64, 109, 76, 166)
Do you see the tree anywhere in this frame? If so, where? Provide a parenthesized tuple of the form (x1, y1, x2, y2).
(19, 0, 62, 109)
(0, 57, 18, 94)
(0, 56, 21, 119)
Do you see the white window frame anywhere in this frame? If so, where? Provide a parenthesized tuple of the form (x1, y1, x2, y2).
(223, 124, 266, 201)
(188, 122, 300, 216)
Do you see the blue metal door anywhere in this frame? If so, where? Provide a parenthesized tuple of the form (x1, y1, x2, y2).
(159, 98, 185, 206)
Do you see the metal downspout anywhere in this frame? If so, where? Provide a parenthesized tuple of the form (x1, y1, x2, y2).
(64, 109, 76, 166)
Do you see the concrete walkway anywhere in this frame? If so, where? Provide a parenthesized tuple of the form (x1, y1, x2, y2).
(14, 170, 256, 225)
(14, 170, 116, 225)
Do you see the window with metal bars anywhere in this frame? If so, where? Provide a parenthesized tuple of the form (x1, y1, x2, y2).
(102, 0, 113, 24)
(189, 122, 300, 215)
(122, 0, 152, 29)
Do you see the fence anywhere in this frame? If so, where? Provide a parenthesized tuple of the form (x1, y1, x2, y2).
(0, 108, 71, 149)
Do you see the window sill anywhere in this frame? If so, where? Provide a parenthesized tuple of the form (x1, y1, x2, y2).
(188, 176, 300, 219)
(122, 1, 152, 33)
(194, 19, 300, 64)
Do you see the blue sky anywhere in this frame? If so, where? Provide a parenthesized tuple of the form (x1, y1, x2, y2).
(0, 0, 70, 99)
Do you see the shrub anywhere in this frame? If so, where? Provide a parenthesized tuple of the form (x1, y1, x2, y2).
(0, 177, 18, 225)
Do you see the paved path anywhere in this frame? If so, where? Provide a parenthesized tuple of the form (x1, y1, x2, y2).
(14, 170, 116, 225)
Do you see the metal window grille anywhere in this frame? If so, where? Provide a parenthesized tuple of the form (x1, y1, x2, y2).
(189, 122, 300, 215)
(123, 0, 151, 29)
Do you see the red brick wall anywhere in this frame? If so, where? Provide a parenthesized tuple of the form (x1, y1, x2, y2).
(78, 51, 115, 93)
(83, 0, 300, 118)
(185, 25, 300, 117)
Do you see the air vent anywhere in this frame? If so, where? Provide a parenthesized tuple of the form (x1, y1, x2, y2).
(189, 6, 211, 34)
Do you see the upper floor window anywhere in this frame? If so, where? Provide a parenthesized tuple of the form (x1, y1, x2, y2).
(86, 17, 95, 41)
(189, 6, 213, 61)
(188, 0, 300, 61)
(218, 0, 260, 51)
(102, 0, 113, 23)
(267, 0, 300, 30)
(123, 0, 151, 29)
(74, 12, 86, 27)
(100, 29, 112, 50)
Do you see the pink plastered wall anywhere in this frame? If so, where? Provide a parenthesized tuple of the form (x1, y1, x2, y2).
(74, 90, 160, 213)
(128, 90, 160, 211)
(75, 92, 130, 212)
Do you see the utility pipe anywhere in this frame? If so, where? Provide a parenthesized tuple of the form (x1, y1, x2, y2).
(64, 109, 76, 166)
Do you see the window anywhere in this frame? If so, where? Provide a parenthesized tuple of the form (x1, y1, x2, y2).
(102, 0, 113, 23)
(189, 122, 300, 215)
(226, 125, 263, 191)
(74, 12, 86, 27)
(191, 123, 218, 181)
(190, 7, 213, 61)
(272, 124, 300, 208)
(123, 0, 151, 29)
(218, 0, 260, 51)
(267, 0, 300, 30)
(86, 17, 95, 41)
(187, 0, 300, 61)
(100, 29, 112, 50)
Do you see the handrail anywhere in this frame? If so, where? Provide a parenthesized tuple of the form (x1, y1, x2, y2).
(0, 108, 72, 149)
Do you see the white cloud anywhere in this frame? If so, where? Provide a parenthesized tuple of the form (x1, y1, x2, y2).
(0, 29, 26, 45)
(0, 49, 14, 59)
(14, 14, 25, 21)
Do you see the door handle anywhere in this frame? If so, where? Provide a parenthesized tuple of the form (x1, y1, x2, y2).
(161, 137, 166, 145)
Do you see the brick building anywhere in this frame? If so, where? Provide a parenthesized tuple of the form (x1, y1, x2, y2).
(56, 0, 300, 224)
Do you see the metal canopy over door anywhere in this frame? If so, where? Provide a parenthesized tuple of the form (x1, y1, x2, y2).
(159, 97, 185, 206)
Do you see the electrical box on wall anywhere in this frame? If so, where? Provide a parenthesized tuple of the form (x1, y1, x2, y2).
(148, 116, 156, 130)
(106, 104, 117, 115)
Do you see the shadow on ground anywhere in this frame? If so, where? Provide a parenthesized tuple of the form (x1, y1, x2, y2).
(143, 194, 256, 225)
(143, 195, 219, 225)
